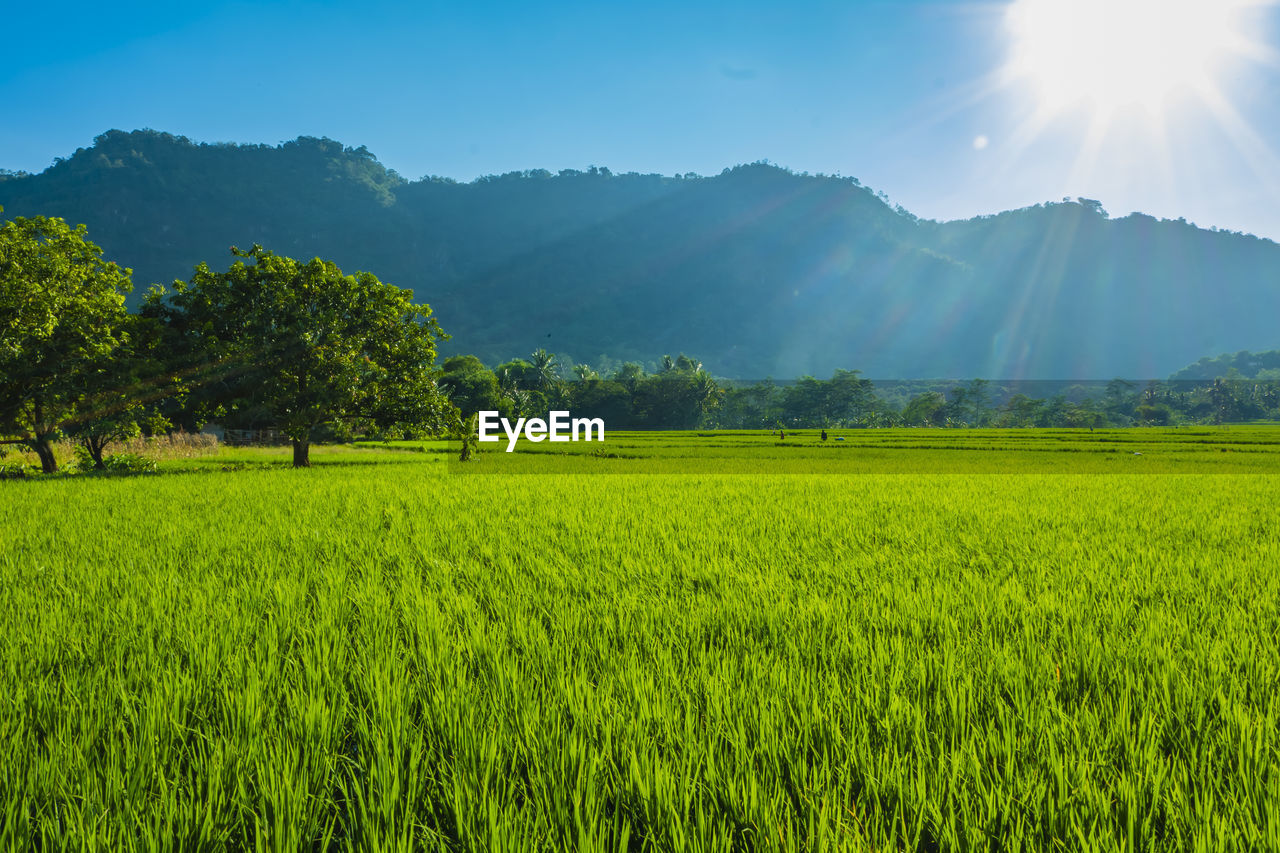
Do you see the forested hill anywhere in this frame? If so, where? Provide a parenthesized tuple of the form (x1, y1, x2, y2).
(3, 129, 1278, 379)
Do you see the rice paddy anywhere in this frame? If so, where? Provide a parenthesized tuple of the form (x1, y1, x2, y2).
(2, 427, 1278, 850)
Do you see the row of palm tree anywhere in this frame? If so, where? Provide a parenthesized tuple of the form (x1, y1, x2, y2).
(489, 349, 719, 423)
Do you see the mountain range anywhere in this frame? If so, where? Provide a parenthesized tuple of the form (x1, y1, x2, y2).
(2, 129, 1277, 379)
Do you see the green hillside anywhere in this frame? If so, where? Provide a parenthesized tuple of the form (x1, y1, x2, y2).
(3, 129, 1278, 378)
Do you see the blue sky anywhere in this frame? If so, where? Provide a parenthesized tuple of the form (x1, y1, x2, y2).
(3, 0, 1279, 239)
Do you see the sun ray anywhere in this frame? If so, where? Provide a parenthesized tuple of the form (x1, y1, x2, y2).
(1191, 80, 1280, 196)
(975, 0, 1280, 221)
(1065, 107, 1115, 192)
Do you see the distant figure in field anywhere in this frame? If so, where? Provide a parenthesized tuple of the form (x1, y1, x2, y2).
(780, 430, 785, 440)
(821, 429, 828, 441)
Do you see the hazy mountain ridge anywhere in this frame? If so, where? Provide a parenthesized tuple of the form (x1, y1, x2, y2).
(2, 129, 1277, 378)
(1169, 349, 1280, 381)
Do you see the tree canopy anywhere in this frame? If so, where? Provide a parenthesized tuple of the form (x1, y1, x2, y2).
(148, 245, 451, 466)
(0, 210, 134, 472)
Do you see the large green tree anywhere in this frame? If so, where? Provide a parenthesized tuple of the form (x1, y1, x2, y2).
(0, 211, 133, 472)
(153, 245, 451, 467)
(66, 311, 180, 468)
(438, 354, 504, 418)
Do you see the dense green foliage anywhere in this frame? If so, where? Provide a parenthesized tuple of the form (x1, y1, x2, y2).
(2, 430, 1278, 849)
(145, 245, 452, 466)
(3, 130, 1279, 378)
(441, 352, 1280, 429)
(1, 208, 452, 469)
(0, 210, 135, 472)
(443, 352, 724, 429)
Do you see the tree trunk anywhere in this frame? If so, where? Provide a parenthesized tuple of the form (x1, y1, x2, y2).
(30, 399, 58, 473)
(85, 437, 107, 469)
(33, 439, 58, 474)
(292, 438, 311, 468)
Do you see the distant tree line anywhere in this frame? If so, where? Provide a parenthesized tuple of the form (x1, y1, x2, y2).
(440, 352, 722, 430)
(443, 358, 1280, 431)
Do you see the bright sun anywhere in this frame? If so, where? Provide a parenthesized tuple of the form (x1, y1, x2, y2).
(1004, 0, 1254, 119)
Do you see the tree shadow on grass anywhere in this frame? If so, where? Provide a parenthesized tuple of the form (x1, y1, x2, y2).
(0, 455, 440, 484)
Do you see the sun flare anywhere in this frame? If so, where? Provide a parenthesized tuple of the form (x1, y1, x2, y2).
(1004, 0, 1256, 118)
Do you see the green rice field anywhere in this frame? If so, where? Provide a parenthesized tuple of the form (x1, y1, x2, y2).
(2, 427, 1279, 850)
